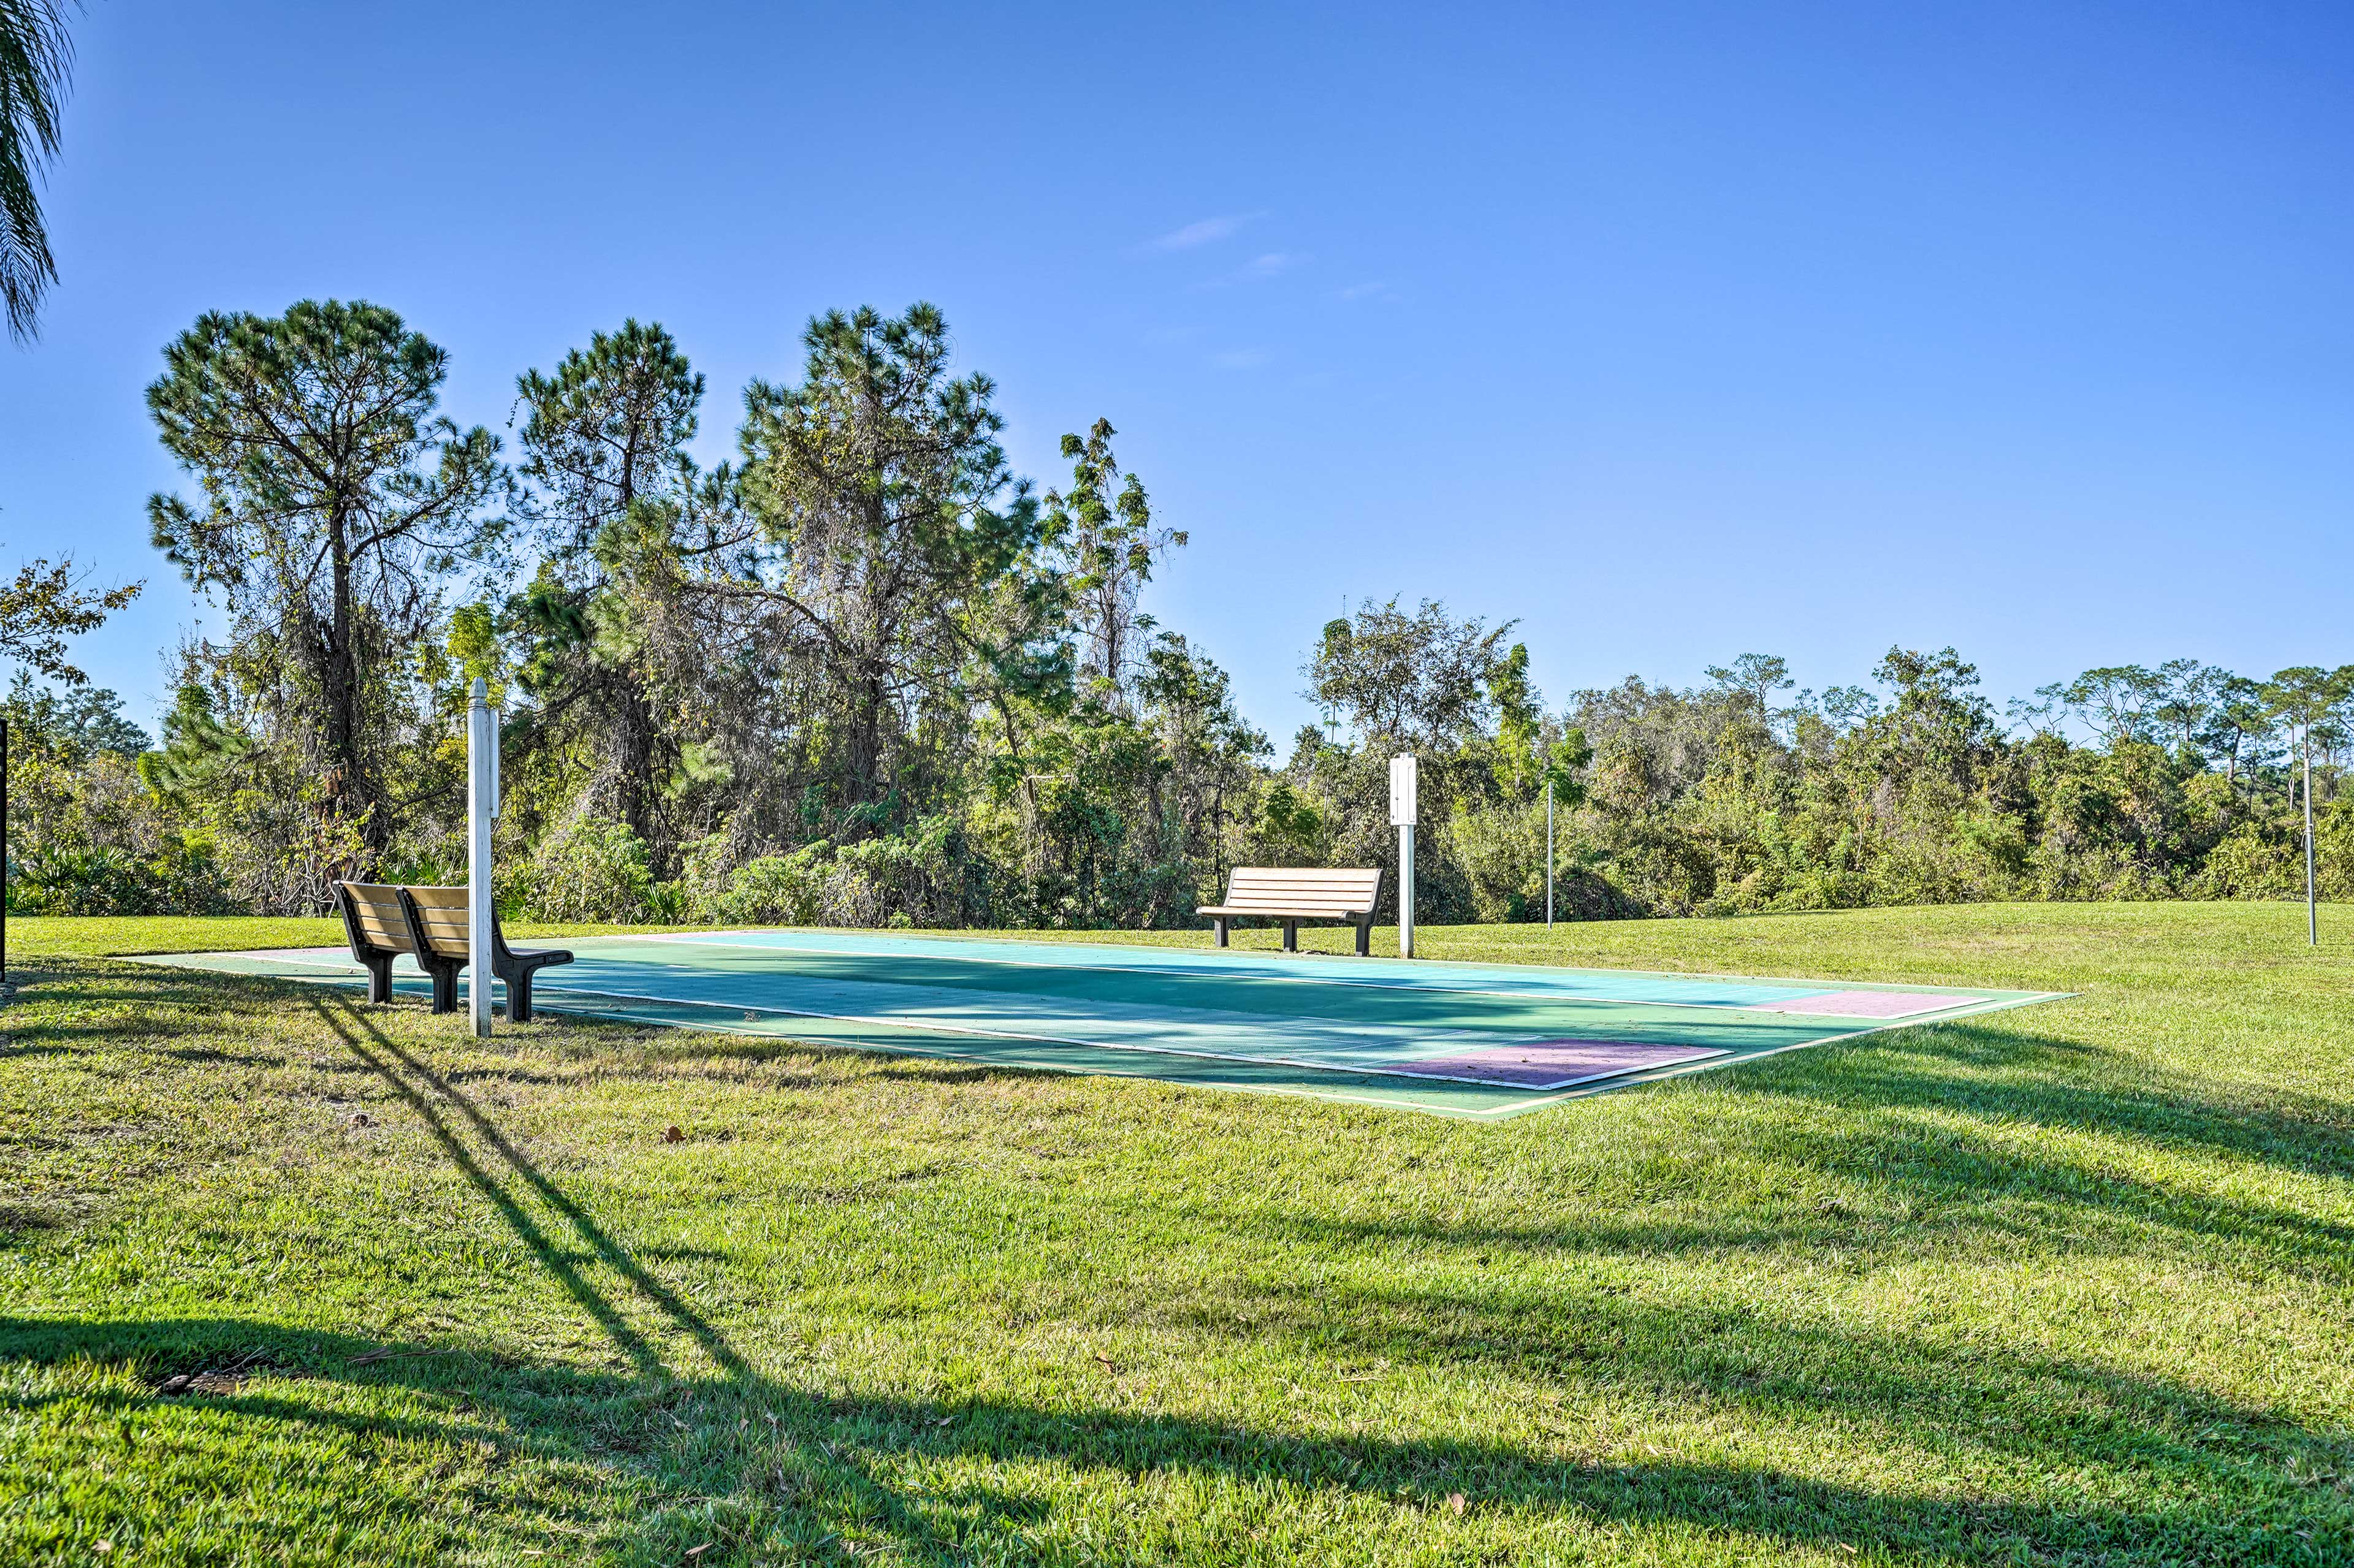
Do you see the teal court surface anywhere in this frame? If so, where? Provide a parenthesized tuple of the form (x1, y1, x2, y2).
(138, 931, 2066, 1119)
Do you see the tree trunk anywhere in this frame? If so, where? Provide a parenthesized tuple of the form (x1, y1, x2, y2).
(322, 515, 383, 853)
(847, 660, 887, 829)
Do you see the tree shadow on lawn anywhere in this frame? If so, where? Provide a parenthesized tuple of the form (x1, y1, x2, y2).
(1737, 1019, 2354, 1258)
(7, 993, 2348, 1564)
(6, 1307, 2345, 1566)
(1254, 1019, 2354, 1280)
(1814, 1016, 2354, 1164)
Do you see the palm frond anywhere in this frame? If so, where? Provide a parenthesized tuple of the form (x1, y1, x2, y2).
(0, 0, 76, 343)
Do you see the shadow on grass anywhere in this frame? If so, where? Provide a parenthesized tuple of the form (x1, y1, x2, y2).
(6, 1298, 2345, 1566)
(1250, 1018, 2354, 1280)
(7, 989, 2347, 1564)
(1741, 1019, 2354, 1263)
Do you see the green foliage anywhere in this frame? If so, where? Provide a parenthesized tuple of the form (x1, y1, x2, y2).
(443, 601, 504, 697)
(144, 299, 508, 851)
(40, 295, 2348, 931)
(510, 320, 705, 853)
(736, 303, 1038, 815)
(519, 815, 657, 924)
(1251, 780, 1324, 863)
(1042, 417, 1183, 699)
(0, 550, 140, 684)
(3, 679, 224, 915)
(2, 669, 145, 757)
(1305, 596, 1512, 749)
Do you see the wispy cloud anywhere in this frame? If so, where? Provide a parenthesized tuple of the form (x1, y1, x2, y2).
(1338, 280, 1393, 302)
(1145, 213, 1257, 252)
(1213, 348, 1270, 370)
(1188, 251, 1312, 292)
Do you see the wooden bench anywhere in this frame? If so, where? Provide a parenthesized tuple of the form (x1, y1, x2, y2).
(1197, 867, 1384, 955)
(334, 881, 574, 1021)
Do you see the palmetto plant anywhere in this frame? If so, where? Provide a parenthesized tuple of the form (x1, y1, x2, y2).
(1, 0, 74, 342)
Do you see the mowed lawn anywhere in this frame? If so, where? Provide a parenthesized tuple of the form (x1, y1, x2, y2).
(2, 905, 2350, 1566)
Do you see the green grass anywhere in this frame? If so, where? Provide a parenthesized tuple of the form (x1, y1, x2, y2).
(2, 903, 2350, 1565)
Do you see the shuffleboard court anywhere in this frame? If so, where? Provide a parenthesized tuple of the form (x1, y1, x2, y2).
(136, 931, 2066, 1119)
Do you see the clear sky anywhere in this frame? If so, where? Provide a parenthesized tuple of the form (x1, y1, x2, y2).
(2, 0, 2348, 742)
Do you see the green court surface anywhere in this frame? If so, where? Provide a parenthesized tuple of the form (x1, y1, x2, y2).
(137, 931, 2065, 1119)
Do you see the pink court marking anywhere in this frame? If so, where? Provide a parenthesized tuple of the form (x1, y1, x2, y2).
(1386, 1038, 1724, 1089)
(1743, 990, 1981, 1019)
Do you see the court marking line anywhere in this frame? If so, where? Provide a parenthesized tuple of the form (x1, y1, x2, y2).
(615, 932, 2031, 1019)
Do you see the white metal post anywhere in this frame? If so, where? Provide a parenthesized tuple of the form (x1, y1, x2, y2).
(467, 679, 498, 1036)
(1399, 824, 1415, 960)
(1389, 754, 1417, 960)
(1545, 777, 1555, 929)
(2306, 746, 2317, 948)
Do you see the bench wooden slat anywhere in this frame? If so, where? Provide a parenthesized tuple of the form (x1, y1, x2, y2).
(339, 883, 417, 952)
(1202, 894, 1377, 907)
(1219, 870, 1378, 887)
(1200, 905, 1371, 916)
(402, 885, 474, 957)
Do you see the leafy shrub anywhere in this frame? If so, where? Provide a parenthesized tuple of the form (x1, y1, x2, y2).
(521, 816, 655, 923)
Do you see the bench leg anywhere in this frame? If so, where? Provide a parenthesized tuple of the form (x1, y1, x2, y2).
(365, 953, 394, 1005)
(1282, 919, 1298, 953)
(1213, 917, 1228, 948)
(1356, 918, 1371, 957)
(427, 959, 459, 1015)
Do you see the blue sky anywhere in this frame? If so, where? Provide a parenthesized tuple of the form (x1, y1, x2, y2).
(2, 0, 2348, 742)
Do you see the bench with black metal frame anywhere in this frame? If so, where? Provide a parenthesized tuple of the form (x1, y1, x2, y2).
(333, 881, 574, 1020)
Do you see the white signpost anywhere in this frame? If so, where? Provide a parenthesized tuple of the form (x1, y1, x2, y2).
(1389, 753, 1417, 959)
(467, 679, 500, 1037)
(1545, 775, 1555, 928)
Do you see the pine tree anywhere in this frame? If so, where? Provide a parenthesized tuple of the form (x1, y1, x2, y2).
(146, 300, 508, 851)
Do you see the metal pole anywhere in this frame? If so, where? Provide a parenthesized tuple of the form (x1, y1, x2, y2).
(1399, 822, 1415, 960)
(2306, 744, 2317, 948)
(1388, 753, 1418, 960)
(1545, 777, 1555, 929)
(468, 680, 497, 1036)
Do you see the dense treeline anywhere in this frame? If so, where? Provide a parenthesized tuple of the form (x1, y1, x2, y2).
(7, 297, 2350, 924)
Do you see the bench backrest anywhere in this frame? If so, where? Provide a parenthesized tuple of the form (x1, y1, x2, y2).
(400, 885, 474, 959)
(1220, 866, 1383, 917)
(337, 882, 417, 954)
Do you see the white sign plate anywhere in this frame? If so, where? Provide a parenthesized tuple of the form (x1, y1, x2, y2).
(1388, 753, 1418, 826)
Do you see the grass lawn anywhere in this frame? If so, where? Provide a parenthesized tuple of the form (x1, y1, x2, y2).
(2, 903, 2350, 1565)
